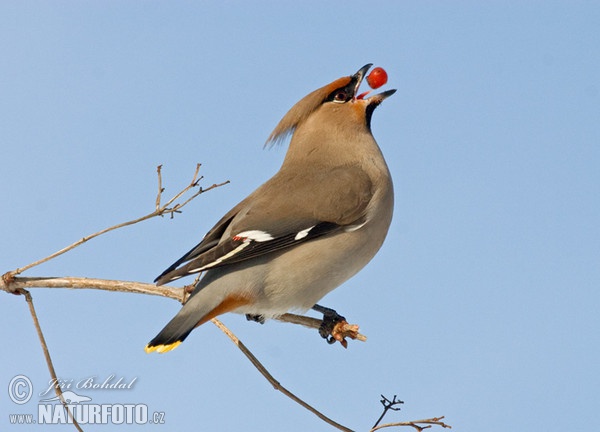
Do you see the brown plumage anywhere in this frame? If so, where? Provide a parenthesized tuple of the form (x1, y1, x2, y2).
(266, 76, 353, 145)
(147, 64, 395, 353)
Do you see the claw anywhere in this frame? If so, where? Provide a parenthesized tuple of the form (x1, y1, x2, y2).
(245, 314, 265, 324)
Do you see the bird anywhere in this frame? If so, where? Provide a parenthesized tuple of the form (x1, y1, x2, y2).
(145, 64, 396, 353)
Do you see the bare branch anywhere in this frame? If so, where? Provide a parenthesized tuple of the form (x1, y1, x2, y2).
(1, 276, 183, 300)
(1, 284, 366, 431)
(211, 318, 354, 432)
(372, 395, 404, 429)
(6, 275, 447, 432)
(0, 276, 367, 342)
(4, 165, 228, 279)
(1, 275, 369, 431)
(370, 416, 452, 432)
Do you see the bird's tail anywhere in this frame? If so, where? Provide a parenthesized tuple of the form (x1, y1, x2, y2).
(145, 290, 252, 353)
(144, 313, 199, 354)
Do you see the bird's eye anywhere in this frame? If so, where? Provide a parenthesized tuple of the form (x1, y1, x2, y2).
(333, 91, 348, 103)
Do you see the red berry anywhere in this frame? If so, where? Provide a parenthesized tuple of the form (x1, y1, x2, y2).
(366, 67, 388, 89)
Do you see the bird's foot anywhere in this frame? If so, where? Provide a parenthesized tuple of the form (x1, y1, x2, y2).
(312, 304, 359, 349)
(245, 314, 265, 324)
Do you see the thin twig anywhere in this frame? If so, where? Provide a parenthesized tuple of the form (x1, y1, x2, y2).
(278, 312, 367, 343)
(19, 288, 83, 432)
(155, 164, 164, 211)
(158, 163, 217, 219)
(211, 318, 354, 432)
(370, 416, 451, 432)
(5, 165, 228, 278)
(372, 395, 404, 429)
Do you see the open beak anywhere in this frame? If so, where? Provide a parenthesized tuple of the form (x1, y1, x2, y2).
(352, 64, 396, 104)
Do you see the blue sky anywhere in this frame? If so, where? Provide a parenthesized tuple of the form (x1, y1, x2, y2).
(1, 2, 599, 431)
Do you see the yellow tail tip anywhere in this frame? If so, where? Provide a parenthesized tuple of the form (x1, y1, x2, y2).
(144, 341, 182, 354)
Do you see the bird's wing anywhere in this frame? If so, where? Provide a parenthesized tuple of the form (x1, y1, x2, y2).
(154, 165, 373, 285)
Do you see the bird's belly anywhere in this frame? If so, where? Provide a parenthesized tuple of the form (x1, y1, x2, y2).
(234, 228, 384, 316)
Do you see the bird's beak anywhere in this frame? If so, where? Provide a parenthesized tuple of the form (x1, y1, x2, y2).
(353, 64, 397, 104)
(366, 88, 397, 104)
(352, 63, 373, 95)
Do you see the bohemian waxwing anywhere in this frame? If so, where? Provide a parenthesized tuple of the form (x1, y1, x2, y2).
(146, 64, 396, 353)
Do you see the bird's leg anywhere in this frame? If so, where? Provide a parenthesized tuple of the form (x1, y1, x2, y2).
(312, 304, 347, 344)
(245, 314, 265, 324)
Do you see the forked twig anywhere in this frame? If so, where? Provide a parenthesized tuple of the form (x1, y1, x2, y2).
(372, 395, 404, 429)
(4, 164, 229, 279)
(155, 163, 218, 217)
(369, 395, 450, 431)
(370, 416, 451, 432)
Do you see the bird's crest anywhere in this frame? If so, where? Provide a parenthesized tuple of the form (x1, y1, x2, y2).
(265, 76, 352, 147)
